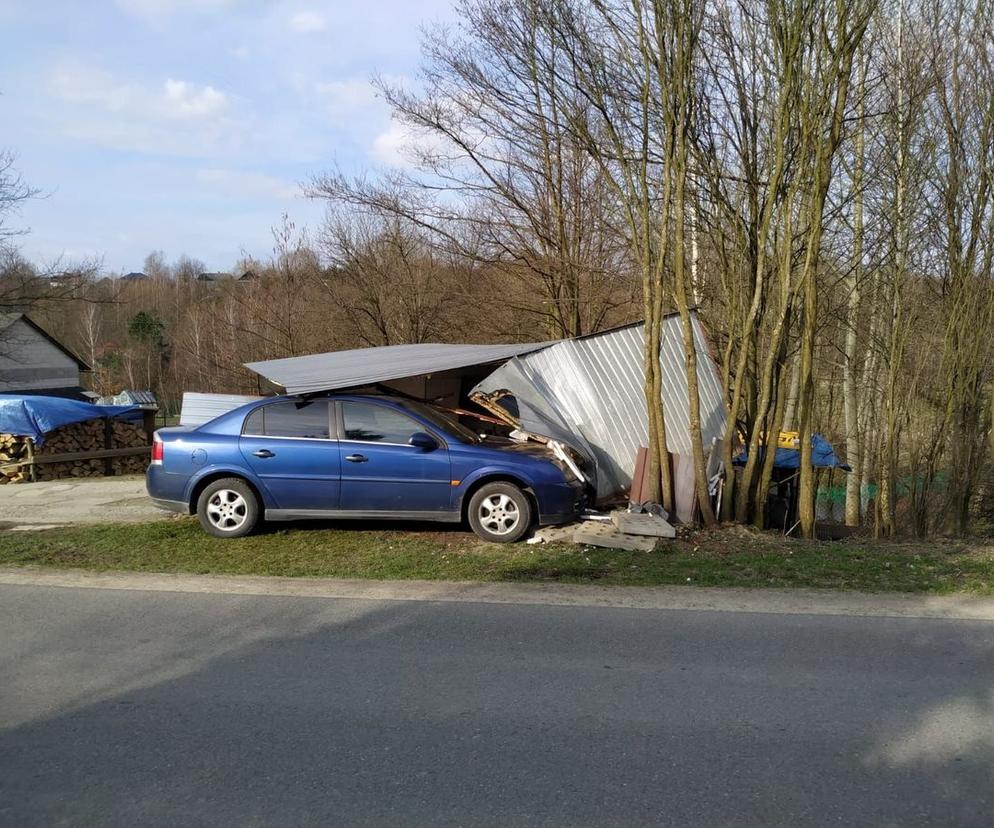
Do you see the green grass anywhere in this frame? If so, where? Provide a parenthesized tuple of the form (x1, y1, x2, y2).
(2, 518, 994, 593)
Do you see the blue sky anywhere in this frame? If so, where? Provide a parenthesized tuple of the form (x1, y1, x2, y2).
(0, 0, 455, 272)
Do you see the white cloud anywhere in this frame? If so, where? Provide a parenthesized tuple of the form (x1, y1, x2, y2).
(115, 0, 237, 18)
(195, 168, 301, 201)
(51, 64, 227, 120)
(371, 119, 448, 169)
(370, 120, 411, 167)
(48, 62, 235, 156)
(162, 79, 226, 118)
(314, 77, 381, 120)
(288, 10, 327, 33)
(50, 64, 131, 110)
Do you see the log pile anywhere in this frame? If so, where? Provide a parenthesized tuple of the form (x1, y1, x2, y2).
(0, 418, 150, 484)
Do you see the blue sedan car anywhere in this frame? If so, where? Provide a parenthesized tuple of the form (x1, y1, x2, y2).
(147, 394, 585, 542)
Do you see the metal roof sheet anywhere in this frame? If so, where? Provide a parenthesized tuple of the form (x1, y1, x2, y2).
(245, 341, 553, 395)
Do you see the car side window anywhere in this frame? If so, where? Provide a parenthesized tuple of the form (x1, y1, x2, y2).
(341, 402, 423, 444)
(243, 401, 331, 439)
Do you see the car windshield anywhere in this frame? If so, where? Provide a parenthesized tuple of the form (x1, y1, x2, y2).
(395, 400, 482, 444)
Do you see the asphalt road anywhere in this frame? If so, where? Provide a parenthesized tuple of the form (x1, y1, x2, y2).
(2, 583, 993, 826)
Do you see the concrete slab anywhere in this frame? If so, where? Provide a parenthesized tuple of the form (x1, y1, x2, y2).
(573, 521, 658, 551)
(611, 510, 676, 538)
(526, 524, 579, 544)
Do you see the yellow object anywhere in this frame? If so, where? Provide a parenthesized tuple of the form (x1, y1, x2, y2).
(776, 431, 801, 450)
(735, 430, 802, 450)
(750, 430, 801, 449)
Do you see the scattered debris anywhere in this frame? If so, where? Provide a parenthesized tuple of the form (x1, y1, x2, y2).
(530, 508, 676, 548)
(526, 524, 578, 544)
(611, 510, 676, 538)
(628, 500, 669, 520)
(572, 520, 659, 552)
(579, 509, 613, 522)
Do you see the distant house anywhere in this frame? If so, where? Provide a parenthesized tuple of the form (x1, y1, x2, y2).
(120, 271, 147, 281)
(197, 272, 234, 282)
(0, 313, 92, 399)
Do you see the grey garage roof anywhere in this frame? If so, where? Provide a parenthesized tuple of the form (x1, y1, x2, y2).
(245, 341, 553, 396)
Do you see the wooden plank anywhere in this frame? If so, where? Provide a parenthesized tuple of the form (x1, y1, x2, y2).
(0, 445, 151, 473)
(25, 438, 36, 483)
(572, 522, 658, 552)
(629, 447, 648, 503)
(611, 510, 676, 538)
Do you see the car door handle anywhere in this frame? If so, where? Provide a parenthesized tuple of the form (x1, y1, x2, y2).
(252, 449, 275, 458)
(345, 453, 368, 463)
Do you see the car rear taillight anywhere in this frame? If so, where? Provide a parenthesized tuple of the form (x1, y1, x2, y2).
(151, 435, 164, 465)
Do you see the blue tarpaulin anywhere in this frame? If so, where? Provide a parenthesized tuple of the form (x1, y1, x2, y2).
(733, 433, 851, 471)
(0, 395, 142, 445)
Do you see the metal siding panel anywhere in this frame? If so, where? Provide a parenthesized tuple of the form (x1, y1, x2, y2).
(472, 313, 727, 500)
(691, 315, 728, 450)
(180, 392, 263, 427)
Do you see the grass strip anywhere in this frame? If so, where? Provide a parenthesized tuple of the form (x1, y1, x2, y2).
(1, 518, 993, 594)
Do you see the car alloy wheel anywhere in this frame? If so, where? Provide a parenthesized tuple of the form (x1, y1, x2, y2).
(478, 492, 521, 536)
(206, 489, 249, 532)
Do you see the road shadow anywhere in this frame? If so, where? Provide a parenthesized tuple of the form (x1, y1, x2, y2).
(1, 587, 993, 825)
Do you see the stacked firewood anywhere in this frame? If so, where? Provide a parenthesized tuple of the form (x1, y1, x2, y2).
(0, 418, 150, 484)
(107, 419, 152, 476)
(0, 433, 28, 483)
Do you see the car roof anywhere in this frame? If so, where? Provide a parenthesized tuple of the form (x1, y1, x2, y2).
(235, 393, 429, 416)
(199, 392, 434, 436)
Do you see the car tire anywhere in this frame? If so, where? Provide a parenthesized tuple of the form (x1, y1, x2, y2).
(467, 481, 533, 543)
(196, 477, 260, 539)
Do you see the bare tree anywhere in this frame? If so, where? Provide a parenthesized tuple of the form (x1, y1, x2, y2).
(310, 0, 631, 339)
(0, 149, 37, 258)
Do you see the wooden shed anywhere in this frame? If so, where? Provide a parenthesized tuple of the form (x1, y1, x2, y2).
(0, 313, 91, 399)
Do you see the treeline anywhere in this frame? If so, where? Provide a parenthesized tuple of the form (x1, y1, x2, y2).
(0, 214, 635, 408)
(312, 0, 994, 537)
(3, 0, 994, 537)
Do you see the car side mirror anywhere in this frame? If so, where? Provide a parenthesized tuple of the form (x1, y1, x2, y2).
(409, 431, 439, 451)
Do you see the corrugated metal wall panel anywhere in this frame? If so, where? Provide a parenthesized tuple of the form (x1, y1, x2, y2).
(473, 313, 726, 501)
(180, 392, 262, 427)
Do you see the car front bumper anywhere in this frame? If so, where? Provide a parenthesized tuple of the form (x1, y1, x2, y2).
(537, 480, 587, 525)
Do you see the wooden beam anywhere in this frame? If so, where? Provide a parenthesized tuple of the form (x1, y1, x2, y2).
(0, 446, 151, 474)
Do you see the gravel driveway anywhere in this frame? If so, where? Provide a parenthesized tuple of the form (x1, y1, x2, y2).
(0, 476, 170, 529)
